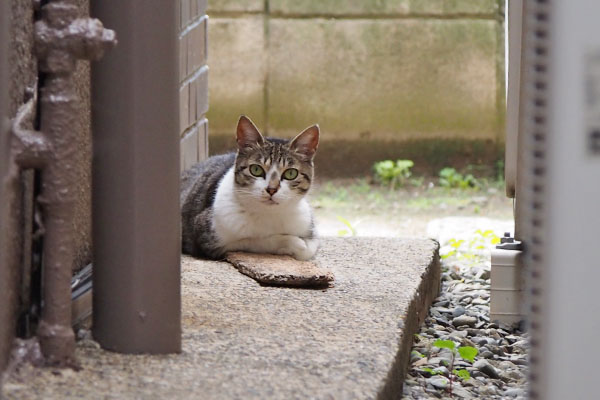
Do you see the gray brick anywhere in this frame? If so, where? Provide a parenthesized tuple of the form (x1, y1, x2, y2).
(179, 83, 189, 133)
(181, 128, 199, 172)
(207, 0, 264, 13)
(197, 118, 209, 161)
(191, 17, 208, 72)
(195, 67, 209, 120)
(179, 33, 187, 80)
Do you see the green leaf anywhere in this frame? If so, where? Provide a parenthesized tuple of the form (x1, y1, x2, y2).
(458, 346, 478, 362)
(411, 350, 425, 359)
(433, 339, 455, 351)
(336, 216, 357, 236)
(449, 239, 465, 249)
(440, 250, 456, 259)
(455, 369, 471, 381)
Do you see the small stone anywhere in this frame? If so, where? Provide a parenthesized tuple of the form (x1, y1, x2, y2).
(459, 297, 473, 306)
(474, 359, 500, 379)
(433, 299, 450, 308)
(410, 350, 424, 363)
(451, 385, 473, 399)
(511, 358, 528, 366)
(504, 388, 525, 397)
(451, 306, 467, 318)
(508, 369, 526, 381)
(452, 315, 478, 328)
(479, 384, 498, 396)
(480, 350, 494, 359)
(498, 360, 514, 370)
(427, 375, 448, 390)
(471, 337, 490, 346)
(505, 334, 520, 344)
(412, 357, 429, 368)
(449, 330, 468, 340)
(511, 339, 529, 352)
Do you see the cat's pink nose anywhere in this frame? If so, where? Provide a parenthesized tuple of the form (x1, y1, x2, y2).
(266, 187, 278, 196)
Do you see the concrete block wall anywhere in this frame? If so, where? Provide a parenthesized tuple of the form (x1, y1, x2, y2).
(180, 0, 209, 172)
(206, 0, 505, 176)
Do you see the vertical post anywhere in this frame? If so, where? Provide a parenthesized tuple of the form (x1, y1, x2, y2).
(0, 0, 15, 373)
(91, 0, 181, 353)
(505, 0, 523, 200)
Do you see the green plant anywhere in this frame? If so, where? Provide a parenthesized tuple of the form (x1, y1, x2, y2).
(373, 159, 414, 190)
(495, 159, 505, 183)
(440, 229, 501, 264)
(432, 339, 478, 395)
(439, 167, 479, 189)
(336, 216, 357, 237)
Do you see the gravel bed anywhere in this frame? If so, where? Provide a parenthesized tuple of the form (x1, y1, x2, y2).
(402, 224, 529, 399)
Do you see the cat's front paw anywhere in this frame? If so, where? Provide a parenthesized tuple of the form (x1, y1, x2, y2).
(278, 236, 318, 261)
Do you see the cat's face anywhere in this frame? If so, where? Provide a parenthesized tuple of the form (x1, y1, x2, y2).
(233, 116, 319, 208)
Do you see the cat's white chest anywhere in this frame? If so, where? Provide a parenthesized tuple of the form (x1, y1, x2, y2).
(212, 168, 312, 244)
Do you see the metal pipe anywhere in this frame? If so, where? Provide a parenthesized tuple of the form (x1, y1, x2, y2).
(10, 0, 116, 366)
(90, 0, 181, 354)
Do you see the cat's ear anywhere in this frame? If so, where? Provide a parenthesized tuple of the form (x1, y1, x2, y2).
(290, 124, 320, 160)
(236, 115, 264, 151)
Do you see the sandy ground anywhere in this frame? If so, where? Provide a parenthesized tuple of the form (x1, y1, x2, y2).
(310, 178, 514, 239)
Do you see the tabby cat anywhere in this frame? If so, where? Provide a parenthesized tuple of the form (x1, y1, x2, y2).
(181, 115, 320, 260)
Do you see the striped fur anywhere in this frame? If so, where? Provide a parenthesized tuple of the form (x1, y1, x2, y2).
(181, 116, 320, 260)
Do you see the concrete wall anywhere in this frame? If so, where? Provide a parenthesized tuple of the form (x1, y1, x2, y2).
(206, 0, 505, 175)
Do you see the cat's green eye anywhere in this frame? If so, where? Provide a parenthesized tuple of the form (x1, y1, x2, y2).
(249, 164, 265, 177)
(282, 168, 298, 180)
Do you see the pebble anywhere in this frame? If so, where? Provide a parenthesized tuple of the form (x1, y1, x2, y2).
(452, 315, 478, 327)
(427, 376, 448, 390)
(451, 306, 467, 318)
(474, 357, 500, 380)
(504, 388, 526, 397)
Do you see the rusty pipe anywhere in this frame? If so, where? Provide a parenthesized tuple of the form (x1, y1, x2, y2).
(8, 1, 116, 366)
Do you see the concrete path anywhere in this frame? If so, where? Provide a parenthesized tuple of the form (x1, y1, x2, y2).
(3, 237, 439, 400)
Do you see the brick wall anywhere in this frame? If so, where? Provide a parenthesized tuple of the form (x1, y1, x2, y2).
(179, 0, 209, 171)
